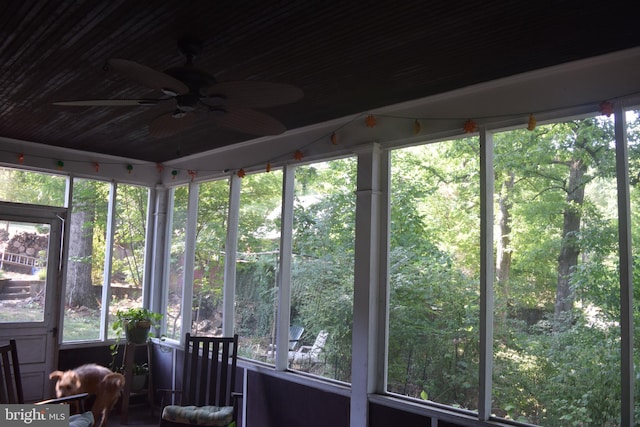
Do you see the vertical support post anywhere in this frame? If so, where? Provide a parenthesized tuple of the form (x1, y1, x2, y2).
(276, 165, 295, 370)
(223, 174, 241, 337)
(375, 150, 391, 393)
(181, 182, 199, 338)
(478, 128, 495, 421)
(149, 186, 168, 321)
(351, 143, 382, 427)
(58, 177, 74, 346)
(615, 105, 634, 427)
(101, 183, 117, 340)
(142, 187, 155, 309)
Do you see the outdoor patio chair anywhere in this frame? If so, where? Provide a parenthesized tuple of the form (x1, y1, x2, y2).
(288, 330, 329, 369)
(287, 324, 305, 351)
(265, 324, 305, 359)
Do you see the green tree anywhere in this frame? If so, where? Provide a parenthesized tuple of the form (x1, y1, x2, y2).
(192, 179, 229, 332)
(0, 168, 66, 206)
(290, 159, 356, 380)
(493, 119, 616, 325)
(387, 141, 481, 407)
(490, 116, 625, 424)
(112, 184, 149, 287)
(66, 179, 109, 308)
(234, 171, 283, 342)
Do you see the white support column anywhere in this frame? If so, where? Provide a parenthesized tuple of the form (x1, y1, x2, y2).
(181, 181, 199, 338)
(615, 105, 634, 427)
(375, 150, 391, 393)
(100, 182, 117, 340)
(142, 186, 155, 310)
(478, 128, 495, 421)
(276, 165, 295, 370)
(161, 188, 176, 338)
(351, 143, 382, 427)
(58, 176, 74, 345)
(223, 174, 241, 337)
(149, 186, 169, 321)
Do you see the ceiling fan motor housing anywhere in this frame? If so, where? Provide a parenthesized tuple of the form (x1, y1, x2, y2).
(175, 93, 199, 112)
(164, 65, 218, 113)
(164, 66, 216, 93)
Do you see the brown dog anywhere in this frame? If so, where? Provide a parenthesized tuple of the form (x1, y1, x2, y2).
(49, 363, 125, 427)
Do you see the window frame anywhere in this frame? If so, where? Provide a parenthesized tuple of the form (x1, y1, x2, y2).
(58, 178, 153, 346)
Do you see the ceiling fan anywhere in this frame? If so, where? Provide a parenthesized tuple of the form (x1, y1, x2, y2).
(53, 38, 303, 138)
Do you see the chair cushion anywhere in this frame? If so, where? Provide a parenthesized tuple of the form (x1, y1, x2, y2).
(69, 411, 94, 427)
(162, 404, 234, 426)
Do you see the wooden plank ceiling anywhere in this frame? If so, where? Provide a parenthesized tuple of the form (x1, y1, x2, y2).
(0, 0, 638, 163)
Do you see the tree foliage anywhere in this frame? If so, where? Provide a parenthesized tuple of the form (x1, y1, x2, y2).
(11, 108, 633, 424)
(204, 111, 638, 424)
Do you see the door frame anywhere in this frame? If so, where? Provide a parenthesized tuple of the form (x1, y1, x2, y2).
(0, 201, 66, 401)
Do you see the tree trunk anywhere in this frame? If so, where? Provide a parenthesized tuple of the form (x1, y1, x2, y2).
(496, 172, 515, 323)
(66, 207, 97, 308)
(554, 159, 586, 324)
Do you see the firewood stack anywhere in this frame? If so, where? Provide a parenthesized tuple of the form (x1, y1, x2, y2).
(6, 232, 48, 257)
(2, 232, 49, 274)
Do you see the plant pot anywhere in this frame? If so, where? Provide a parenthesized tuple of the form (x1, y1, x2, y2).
(131, 374, 147, 391)
(124, 320, 151, 344)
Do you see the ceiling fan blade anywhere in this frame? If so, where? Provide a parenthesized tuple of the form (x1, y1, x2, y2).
(214, 107, 287, 135)
(149, 112, 196, 138)
(53, 99, 158, 106)
(109, 59, 189, 95)
(205, 81, 303, 108)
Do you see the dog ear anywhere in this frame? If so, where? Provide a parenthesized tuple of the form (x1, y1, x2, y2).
(49, 371, 64, 381)
(69, 372, 80, 385)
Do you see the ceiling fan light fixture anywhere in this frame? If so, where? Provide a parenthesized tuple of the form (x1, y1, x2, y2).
(176, 104, 196, 113)
(176, 93, 199, 112)
(161, 88, 178, 97)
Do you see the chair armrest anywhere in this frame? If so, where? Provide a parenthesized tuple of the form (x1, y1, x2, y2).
(36, 392, 90, 405)
(36, 393, 90, 413)
(231, 392, 243, 422)
(158, 388, 183, 408)
(157, 388, 181, 395)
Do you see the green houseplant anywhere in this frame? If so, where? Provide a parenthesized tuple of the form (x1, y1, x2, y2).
(130, 362, 149, 391)
(113, 307, 162, 344)
(110, 307, 162, 372)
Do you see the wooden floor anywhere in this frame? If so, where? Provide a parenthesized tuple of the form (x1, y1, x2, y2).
(105, 403, 158, 427)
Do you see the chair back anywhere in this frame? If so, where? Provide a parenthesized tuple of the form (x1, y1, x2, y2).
(288, 325, 305, 351)
(180, 333, 238, 407)
(309, 330, 329, 358)
(0, 339, 24, 404)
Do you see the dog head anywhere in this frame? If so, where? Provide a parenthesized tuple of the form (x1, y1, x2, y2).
(49, 370, 81, 397)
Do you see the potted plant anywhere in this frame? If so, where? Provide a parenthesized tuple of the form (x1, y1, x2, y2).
(130, 362, 149, 391)
(110, 307, 162, 372)
(113, 307, 162, 344)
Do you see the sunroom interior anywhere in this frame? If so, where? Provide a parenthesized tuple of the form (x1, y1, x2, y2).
(1, 3, 640, 427)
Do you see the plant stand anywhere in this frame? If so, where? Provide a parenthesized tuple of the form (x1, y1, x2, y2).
(120, 341, 154, 425)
